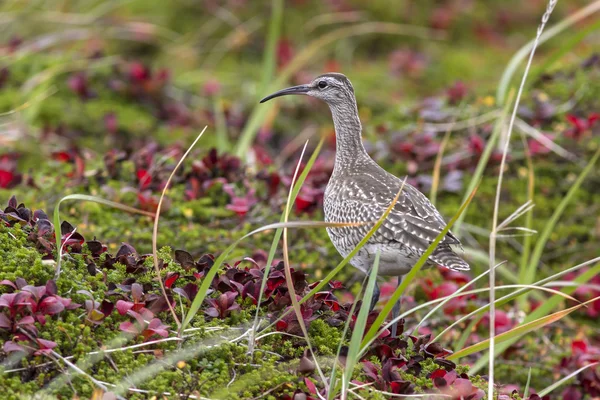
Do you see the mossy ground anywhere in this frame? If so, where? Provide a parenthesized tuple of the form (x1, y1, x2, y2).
(1, 1, 600, 398)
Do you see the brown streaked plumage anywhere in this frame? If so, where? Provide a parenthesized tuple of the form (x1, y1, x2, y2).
(261, 73, 469, 336)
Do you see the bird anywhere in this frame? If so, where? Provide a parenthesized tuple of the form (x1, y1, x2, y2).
(260, 73, 469, 337)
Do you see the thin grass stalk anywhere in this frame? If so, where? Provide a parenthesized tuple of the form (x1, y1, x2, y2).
(448, 296, 600, 361)
(248, 138, 324, 353)
(496, 0, 600, 103)
(515, 118, 578, 163)
(52, 195, 155, 278)
(469, 259, 600, 374)
(111, 329, 250, 396)
(454, 91, 514, 233)
(488, 2, 557, 394)
(517, 132, 536, 310)
(257, 181, 407, 338)
(342, 252, 380, 399)
(538, 362, 600, 397)
(304, 11, 366, 32)
(360, 182, 479, 350)
(429, 125, 453, 206)
(281, 142, 328, 385)
(432, 257, 600, 346)
(48, 349, 120, 398)
(327, 276, 365, 400)
(151, 126, 208, 329)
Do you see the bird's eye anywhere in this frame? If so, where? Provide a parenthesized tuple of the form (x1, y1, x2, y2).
(318, 81, 328, 89)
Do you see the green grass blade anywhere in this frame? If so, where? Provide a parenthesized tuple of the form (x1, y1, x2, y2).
(524, 367, 533, 399)
(342, 251, 380, 398)
(468, 260, 600, 373)
(258, 179, 407, 337)
(455, 91, 513, 232)
(258, 0, 283, 96)
(454, 314, 482, 352)
(527, 18, 600, 86)
(248, 139, 324, 351)
(517, 134, 536, 310)
(538, 362, 600, 397)
(213, 97, 230, 152)
(496, 1, 600, 104)
(447, 296, 600, 361)
(429, 127, 452, 206)
(360, 182, 479, 350)
(523, 147, 600, 287)
(433, 258, 600, 346)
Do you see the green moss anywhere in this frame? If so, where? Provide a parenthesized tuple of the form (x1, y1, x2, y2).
(0, 224, 52, 285)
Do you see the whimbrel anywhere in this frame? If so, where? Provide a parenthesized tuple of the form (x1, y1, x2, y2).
(261, 73, 469, 336)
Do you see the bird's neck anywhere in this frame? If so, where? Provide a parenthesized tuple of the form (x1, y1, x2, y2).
(328, 99, 370, 170)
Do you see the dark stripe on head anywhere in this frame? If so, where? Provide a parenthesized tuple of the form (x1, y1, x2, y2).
(316, 72, 354, 93)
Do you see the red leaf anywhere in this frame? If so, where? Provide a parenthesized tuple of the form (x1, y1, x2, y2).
(0, 313, 11, 329)
(451, 378, 474, 397)
(39, 296, 65, 315)
(205, 307, 219, 318)
(572, 340, 587, 355)
(116, 300, 134, 315)
(36, 338, 57, 350)
(0, 280, 17, 290)
(164, 272, 179, 289)
(137, 169, 152, 190)
(119, 321, 138, 334)
(276, 320, 288, 331)
(3, 340, 26, 353)
(0, 170, 15, 188)
(430, 369, 447, 380)
(304, 378, 317, 394)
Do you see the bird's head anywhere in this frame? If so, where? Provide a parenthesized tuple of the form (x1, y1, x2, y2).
(260, 73, 355, 106)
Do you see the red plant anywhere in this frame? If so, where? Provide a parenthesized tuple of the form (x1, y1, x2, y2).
(447, 81, 468, 105)
(431, 369, 485, 399)
(68, 72, 94, 100)
(557, 339, 600, 398)
(205, 291, 240, 319)
(0, 153, 22, 189)
(223, 182, 258, 217)
(0, 279, 79, 331)
(564, 113, 599, 140)
(52, 148, 85, 181)
(115, 283, 149, 315)
(119, 309, 170, 340)
(4, 337, 58, 356)
(276, 38, 294, 69)
(274, 304, 317, 335)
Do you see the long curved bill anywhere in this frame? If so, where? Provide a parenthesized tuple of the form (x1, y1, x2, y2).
(260, 84, 310, 103)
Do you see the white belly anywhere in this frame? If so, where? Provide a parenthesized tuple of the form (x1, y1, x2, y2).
(332, 241, 417, 277)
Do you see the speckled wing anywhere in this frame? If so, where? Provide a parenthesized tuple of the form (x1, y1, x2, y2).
(325, 173, 469, 271)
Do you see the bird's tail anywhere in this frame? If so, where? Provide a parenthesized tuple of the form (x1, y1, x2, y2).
(430, 246, 470, 271)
